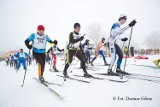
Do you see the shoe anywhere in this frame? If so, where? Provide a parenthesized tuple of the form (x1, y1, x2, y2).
(107, 69, 118, 76)
(39, 76, 45, 83)
(104, 63, 110, 66)
(90, 62, 94, 66)
(63, 71, 69, 78)
(53, 67, 59, 72)
(116, 68, 130, 75)
(81, 65, 88, 69)
(84, 72, 93, 77)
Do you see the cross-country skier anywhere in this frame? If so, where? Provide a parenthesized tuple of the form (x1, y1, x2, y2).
(108, 14, 136, 75)
(5, 56, 9, 66)
(90, 38, 109, 66)
(13, 54, 18, 70)
(124, 46, 129, 57)
(63, 23, 92, 78)
(130, 46, 134, 57)
(47, 40, 64, 72)
(82, 39, 92, 64)
(16, 49, 28, 71)
(25, 25, 56, 82)
(9, 54, 14, 67)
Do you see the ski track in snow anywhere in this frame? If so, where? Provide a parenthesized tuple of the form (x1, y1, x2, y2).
(0, 55, 160, 107)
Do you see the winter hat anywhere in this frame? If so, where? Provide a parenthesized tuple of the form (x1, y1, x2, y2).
(37, 25, 45, 31)
(119, 14, 127, 21)
(102, 38, 105, 41)
(85, 39, 89, 42)
(102, 38, 105, 43)
(74, 23, 81, 29)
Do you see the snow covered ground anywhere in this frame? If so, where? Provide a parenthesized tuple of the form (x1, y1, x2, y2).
(0, 55, 160, 107)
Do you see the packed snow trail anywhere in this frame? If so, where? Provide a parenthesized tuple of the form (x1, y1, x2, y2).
(0, 55, 160, 107)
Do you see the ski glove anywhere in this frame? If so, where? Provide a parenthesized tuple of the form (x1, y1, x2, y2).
(25, 39, 32, 49)
(80, 36, 84, 41)
(129, 20, 137, 27)
(28, 45, 32, 49)
(121, 37, 128, 42)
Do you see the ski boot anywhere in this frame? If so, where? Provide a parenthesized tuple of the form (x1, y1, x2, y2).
(107, 69, 118, 76)
(39, 76, 45, 83)
(84, 72, 93, 78)
(104, 63, 110, 66)
(53, 67, 59, 72)
(63, 71, 69, 78)
(116, 68, 130, 75)
(80, 66, 87, 69)
(90, 62, 94, 66)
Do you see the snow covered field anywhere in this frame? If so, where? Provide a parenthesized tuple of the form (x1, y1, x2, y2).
(0, 55, 160, 107)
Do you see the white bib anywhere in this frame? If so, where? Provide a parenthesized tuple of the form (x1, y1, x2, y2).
(33, 33, 47, 49)
(73, 32, 81, 48)
(19, 52, 25, 58)
(52, 46, 58, 54)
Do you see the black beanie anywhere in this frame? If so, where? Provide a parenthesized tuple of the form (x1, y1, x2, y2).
(74, 23, 81, 29)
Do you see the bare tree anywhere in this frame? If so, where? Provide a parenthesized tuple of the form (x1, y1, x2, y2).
(145, 31, 160, 48)
(86, 23, 106, 46)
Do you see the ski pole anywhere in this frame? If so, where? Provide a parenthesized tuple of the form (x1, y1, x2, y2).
(121, 27, 133, 79)
(21, 49, 30, 87)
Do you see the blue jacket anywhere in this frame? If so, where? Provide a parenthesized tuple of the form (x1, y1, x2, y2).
(16, 52, 28, 61)
(26, 33, 52, 53)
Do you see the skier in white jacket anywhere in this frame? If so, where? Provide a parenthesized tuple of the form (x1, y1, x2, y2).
(108, 14, 136, 75)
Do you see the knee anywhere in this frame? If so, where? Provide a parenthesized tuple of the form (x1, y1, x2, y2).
(119, 54, 124, 59)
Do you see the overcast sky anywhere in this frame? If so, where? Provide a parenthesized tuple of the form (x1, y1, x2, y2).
(0, 0, 160, 52)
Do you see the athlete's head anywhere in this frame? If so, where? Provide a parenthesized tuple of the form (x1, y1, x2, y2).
(101, 38, 105, 43)
(20, 49, 23, 53)
(119, 14, 127, 25)
(37, 25, 45, 35)
(74, 23, 81, 33)
(85, 39, 89, 45)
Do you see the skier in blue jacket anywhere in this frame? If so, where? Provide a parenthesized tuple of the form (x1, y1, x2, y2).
(16, 49, 28, 71)
(25, 25, 56, 82)
(82, 39, 92, 63)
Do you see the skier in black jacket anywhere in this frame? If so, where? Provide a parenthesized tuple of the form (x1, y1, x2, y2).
(63, 23, 92, 78)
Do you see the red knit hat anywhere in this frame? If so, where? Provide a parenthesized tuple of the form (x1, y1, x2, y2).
(37, 25, 45, 31)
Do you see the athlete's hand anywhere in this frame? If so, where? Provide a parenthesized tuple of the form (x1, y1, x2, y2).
(80, 36, 84, 41)
(121, 37, 128, 42)
(129, 20, 137, 27)
(28, 45, 32, 49)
